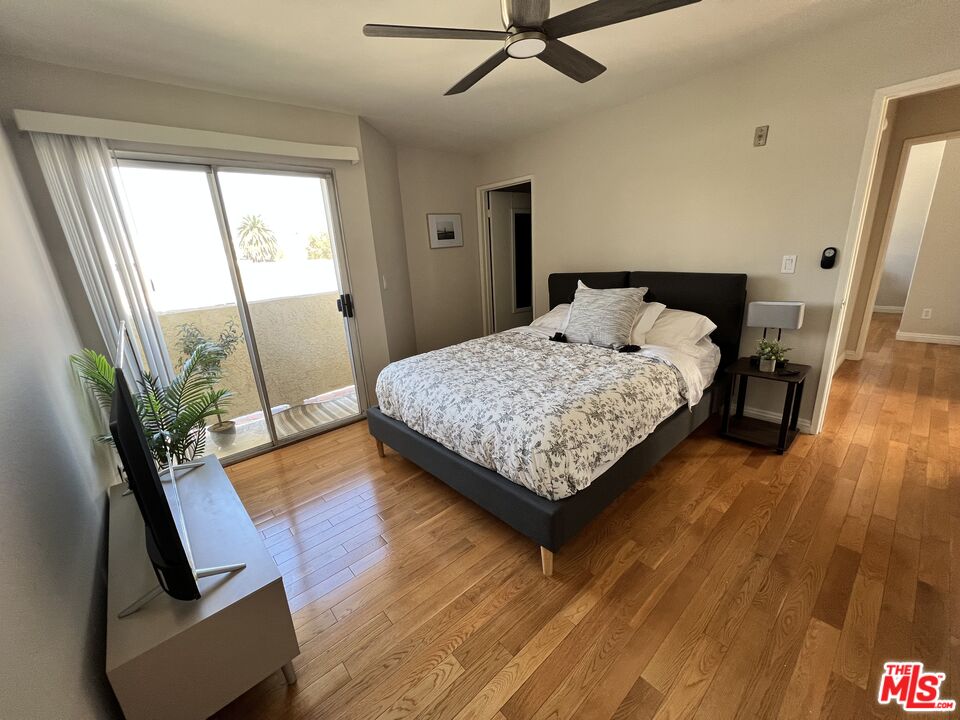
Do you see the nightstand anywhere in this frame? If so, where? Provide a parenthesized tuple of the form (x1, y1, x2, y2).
(720, 357, 811, 454)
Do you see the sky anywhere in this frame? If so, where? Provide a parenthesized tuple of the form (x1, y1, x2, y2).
(118, 164, 341, 313)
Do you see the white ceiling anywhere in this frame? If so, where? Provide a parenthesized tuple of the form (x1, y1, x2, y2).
(0, 0, 899, 152)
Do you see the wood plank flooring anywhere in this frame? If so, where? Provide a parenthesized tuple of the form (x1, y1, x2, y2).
(216, 313, 960, 720)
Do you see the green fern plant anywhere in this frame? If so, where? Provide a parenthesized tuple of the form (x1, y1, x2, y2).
(70, 343, 232, 467)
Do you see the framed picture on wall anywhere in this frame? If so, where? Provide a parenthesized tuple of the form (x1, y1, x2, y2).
(427, 213, 463, 249)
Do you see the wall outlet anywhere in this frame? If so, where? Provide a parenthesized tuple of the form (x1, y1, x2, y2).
(781, 255, 797, 274)
(921, 308, 932, 319)
(754, 125, 769, 147)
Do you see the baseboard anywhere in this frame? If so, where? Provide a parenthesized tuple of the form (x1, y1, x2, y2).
(742, 406, 813, 434)
(873, 305, 904, 314)
(895, 331, 960, 346)
(844, 350, 860, 360)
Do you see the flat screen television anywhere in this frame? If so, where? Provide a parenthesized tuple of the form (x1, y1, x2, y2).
(110, 366, 200, 602)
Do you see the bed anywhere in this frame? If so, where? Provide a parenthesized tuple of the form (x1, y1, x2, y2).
(366, 271, 747, 575)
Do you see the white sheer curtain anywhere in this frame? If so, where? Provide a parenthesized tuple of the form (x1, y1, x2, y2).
(30, 133, 173, 385)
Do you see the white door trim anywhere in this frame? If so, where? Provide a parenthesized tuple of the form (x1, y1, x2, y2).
(813, 67, 960, 435)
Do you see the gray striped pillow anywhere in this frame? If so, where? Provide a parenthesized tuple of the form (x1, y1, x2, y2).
(564, 286, 648, 348)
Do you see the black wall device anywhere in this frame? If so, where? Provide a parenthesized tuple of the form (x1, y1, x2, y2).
(820, 247, 838, 269)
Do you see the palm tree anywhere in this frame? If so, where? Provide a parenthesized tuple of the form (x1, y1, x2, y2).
(237, 214, 282, 263)
(306, 232, 333, 260)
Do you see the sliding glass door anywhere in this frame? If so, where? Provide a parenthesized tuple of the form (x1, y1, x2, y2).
(115, 159, 363, 461)
(215, 169, 360, 441)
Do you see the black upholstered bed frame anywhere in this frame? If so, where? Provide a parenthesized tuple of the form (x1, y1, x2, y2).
(367, 271, 747, 575)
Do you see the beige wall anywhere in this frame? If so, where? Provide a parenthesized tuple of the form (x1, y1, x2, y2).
(359, 119, 417, 360)
(0, 53, 411, 404)
(0, 122, 118, 717)
(158, 292, 354, 418)
(900, 140, 960, 338)
(875, 140, 944, 309)
(471, 1, 960, 425)
(843, 84, 960, 354)
(397, 146, 483, 352)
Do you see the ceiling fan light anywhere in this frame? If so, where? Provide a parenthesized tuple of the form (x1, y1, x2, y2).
(505, 31, 547, 58)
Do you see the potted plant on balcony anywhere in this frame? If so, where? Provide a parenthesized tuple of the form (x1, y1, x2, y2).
(69, 342, 231, 467)
(176, 320, 243, 434)
(756, 338, 790, 373)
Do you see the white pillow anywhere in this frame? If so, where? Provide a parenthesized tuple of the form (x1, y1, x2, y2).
(565, 286, 647, 347)
(530, 303, 571, 333)
(646, 308, 717, 347)
(577, 280, 658, 344)
(630, 302, 666, 345)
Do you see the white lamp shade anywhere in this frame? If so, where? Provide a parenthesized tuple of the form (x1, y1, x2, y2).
(747, 301, 805, 330)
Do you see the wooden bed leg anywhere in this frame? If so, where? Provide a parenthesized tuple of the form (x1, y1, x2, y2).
(540, 547, 554, 577)
(376, 439, 385, 458)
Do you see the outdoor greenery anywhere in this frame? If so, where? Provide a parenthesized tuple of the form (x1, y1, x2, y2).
(70, 344, 231, 468)
(306, 232, 333, 260)
(237, 213, 282, 263)
(175, 319, 243, 424)
(756, 338, 791, 362)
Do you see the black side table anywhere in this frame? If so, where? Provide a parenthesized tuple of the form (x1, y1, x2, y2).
(720, 357, 812, 454)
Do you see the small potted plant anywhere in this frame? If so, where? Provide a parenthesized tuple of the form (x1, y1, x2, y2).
(176, 320, 242, 434)
(70, 343, 231, 468)
(757, 338, 790, 373)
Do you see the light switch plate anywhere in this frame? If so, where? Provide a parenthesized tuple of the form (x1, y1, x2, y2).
(781, 255, 797, 274)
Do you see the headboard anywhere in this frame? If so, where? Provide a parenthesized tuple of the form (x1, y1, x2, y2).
(547, 271, 748, 369)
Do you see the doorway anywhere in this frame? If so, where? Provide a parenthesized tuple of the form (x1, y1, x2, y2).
(868, 136, 960, 348)
(814, 73, 960, 434)
(114, 158, 364, 462)
(481, 180, 533, 333)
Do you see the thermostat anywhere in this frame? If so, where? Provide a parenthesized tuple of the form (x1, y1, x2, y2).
(821, 247, 837, 269)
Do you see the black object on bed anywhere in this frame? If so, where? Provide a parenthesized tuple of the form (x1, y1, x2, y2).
(367, 270, 747, 575)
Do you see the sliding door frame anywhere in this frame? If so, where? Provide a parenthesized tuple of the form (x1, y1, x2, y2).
(112, 151, 367, 463)
(206, 168, 281, 447)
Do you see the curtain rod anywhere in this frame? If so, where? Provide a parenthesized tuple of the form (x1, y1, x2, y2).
(13, 109, 359, 165)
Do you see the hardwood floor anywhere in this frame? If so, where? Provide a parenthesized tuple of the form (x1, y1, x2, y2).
(216, 313, 960, 719)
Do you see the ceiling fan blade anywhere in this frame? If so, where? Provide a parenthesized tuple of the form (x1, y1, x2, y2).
(542, 0, 701, 38)
(363, 24, 507, 41)
(445, 49, 511, 95)
(538, 40, 606, 83)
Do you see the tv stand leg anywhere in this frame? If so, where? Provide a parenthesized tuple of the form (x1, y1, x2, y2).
(118, 564, 246, 619)
(281, 661, 297, 685)
(118, 585, 164, 619)
(195, 563, 246, 578)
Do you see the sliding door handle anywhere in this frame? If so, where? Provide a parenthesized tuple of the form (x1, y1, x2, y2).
(337, 293, 354, 318)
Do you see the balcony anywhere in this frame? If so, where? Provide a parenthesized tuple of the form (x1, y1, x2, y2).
(158, 289, 358, 458)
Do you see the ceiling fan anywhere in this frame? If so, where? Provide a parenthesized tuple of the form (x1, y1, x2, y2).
(363, 0, 701, 95)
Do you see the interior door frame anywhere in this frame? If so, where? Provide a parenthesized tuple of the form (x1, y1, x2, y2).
(476, 175, 534, 335)
(112, 151, 368, 461)
(814, 67, 960, 435)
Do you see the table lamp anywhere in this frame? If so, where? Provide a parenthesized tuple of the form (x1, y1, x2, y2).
(747, 301, 805, 341)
